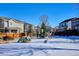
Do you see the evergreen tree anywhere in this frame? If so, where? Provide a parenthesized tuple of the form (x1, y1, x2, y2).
(40, 22, 47, 38)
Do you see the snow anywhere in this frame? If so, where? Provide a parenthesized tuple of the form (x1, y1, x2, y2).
(0, 36, 79, 56)
(53, 36, 79, 40)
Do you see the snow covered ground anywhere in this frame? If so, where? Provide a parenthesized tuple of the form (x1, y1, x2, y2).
(0, 36, 79, 56)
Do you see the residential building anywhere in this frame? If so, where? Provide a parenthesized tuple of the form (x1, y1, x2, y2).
(0, 17, 9, 33)
(59, 18, 79, 31)
(52, 26, 60, 32)
(24, 23, 32, 33)
(8, 19, 24, 33)
(0, 17, 24, 33)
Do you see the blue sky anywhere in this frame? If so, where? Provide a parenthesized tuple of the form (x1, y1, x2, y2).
(0, 3, 79, 27)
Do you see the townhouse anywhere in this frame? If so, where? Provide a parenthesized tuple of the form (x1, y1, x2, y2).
(0, 17, 9, 33)
(8, 19, 24, 33)
(59, 18, 79, 31)
(24, 23, 33, 33)
(0, 17, 25, 33)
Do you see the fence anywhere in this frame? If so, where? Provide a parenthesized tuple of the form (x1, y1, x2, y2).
(0, 32, 34, 39)
(0, 33, 20, 38)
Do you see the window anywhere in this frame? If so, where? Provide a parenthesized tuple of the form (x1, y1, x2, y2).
(10, 22, 12, 25)
(75, 27, 78, 30)
(11, 30, 17, 33)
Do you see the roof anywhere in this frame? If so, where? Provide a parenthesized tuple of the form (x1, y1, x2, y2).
(60, 17, 79, 24)
(12, 19, 24, 24)
(0, 16, 11, 21)
(0, 16, 34, 26)
(60, 18, 73, 24)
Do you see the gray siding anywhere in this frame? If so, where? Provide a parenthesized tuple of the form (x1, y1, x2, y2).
(0, 19, 4, 28)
